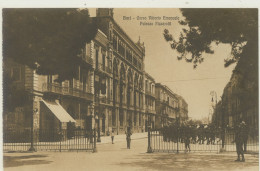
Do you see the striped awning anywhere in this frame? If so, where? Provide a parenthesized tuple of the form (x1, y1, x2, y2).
(42, 100, 76, 123)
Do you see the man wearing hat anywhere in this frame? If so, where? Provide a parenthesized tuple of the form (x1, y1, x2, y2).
(240, 121, 248, 152)
(234, 121, 245, 162)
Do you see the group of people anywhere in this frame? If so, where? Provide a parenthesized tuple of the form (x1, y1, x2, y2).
(161, 123, 222, 146)
(160, 121, 249, 161)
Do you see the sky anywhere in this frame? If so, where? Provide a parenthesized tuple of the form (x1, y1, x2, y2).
(89, 8, 236, 120)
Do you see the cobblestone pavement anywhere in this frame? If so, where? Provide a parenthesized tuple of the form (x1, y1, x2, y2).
(3, 136, 259, 171)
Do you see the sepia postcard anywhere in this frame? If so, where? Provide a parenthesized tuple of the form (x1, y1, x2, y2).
(1, 3, 259, 171)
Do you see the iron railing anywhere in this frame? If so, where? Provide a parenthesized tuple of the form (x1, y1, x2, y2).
(42, 83, 93, 101)
(96, 63, 112, 74)
(3, 129, 95, 152)
(145, 90, 156, 98)
(148, 128, 259, 153)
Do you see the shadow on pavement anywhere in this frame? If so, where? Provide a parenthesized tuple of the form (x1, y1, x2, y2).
(4, 154, 52, 168)
(119, 153, 259, 171)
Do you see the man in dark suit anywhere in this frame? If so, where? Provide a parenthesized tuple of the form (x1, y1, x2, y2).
(234, 122, 245, 162)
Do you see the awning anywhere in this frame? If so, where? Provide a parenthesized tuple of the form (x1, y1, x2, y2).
(42, 100, 76, 123)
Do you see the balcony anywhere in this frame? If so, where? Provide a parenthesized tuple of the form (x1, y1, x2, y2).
(42, 83, 93, 101)
(81, 54, 93, 65)
(85, 55, 93, 65)
(145, 90, 156, 98)
(96, 63, 112, 75)
(145, 107, 156, 114)
(96, 96, 113, 105)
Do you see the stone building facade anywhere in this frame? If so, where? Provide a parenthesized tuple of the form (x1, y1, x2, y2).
(3, 8, 189, 140)
(94, 8, 146, 134)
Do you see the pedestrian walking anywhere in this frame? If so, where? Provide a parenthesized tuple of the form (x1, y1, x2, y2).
(184, 136, 191, 152)
(126, 126, 132, 149)
(111, 130, 115, 144)
(240, 121, 248, 152)
(234, 122, 245, 162)
(184, 124, 191, 152)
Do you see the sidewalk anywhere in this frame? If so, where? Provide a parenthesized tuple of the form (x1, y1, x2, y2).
(97, 132, 148, 144)
(4, 137, 259, 171)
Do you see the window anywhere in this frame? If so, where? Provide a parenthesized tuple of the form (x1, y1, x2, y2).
(112, 111, 116, 126)
(47, 75, 53, 83)
(139, 113, 142, 126)
(134, 113, 137, 126)
(133, 58, 137, 66)
(119, 109, 123, 126)
(102, 54, 106, 70)
(113, 36, 117, 50)
(109, 30, 112, 41)
(11, 67, 21, 81)
(96, 49, 99, 69)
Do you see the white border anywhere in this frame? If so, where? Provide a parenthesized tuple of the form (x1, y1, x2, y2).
(0, 0, 260, 8)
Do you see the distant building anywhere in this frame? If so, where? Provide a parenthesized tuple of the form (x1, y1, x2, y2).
(176, 95, 189, 123)
(155, 83, 188, 128)
(144, 72, 156, 130)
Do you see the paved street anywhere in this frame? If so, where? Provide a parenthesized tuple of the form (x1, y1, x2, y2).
(3, 134, 259, 171)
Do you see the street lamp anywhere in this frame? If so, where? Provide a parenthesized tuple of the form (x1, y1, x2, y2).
(28, 93, 36, 152)
(177, 111, 180, 153)
(95, 112, 101, 142)
(147, 114, 153, 153)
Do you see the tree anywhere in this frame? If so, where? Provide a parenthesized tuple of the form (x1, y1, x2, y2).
(164, 9, 258, 126)
(3, 8, 98, 81)
(164, 9, 257, 69)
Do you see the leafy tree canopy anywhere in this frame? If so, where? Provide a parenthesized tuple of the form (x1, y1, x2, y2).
(164, 9, 258, 69)
(3, 8, 97, 81)
(165, 9, 258, 122)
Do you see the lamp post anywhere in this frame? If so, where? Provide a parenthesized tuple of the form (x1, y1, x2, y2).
(96, 112, 101, 142)
(210, 91, 218, 124)
(211, 91, 225, 149)
(177, 111, 180, 154)
(89, 105, 94, 144)
(28, 93, 36, 152)
(220, 99, 225, 149)
(147, 114, 153, 153)
(89, 105, 97, 153)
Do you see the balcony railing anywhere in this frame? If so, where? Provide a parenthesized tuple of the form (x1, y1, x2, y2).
(42, 83, 93, 101)
(145, 107, 156, 114)
(80, 54, 93, 65)
(85, 55, 93, 65)
(97, 96, 113, 104)
(96, 63, 112, 74)
(145, 90, 155, 98)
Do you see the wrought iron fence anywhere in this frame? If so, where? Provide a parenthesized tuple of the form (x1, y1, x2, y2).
(148, 128, 259, 153)
(3, 129, 95, 152)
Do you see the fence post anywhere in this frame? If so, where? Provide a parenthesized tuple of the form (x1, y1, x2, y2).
(28, 129, 36, 152)
(147, 127, 153, 153)
(93, 129, 97, 153)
